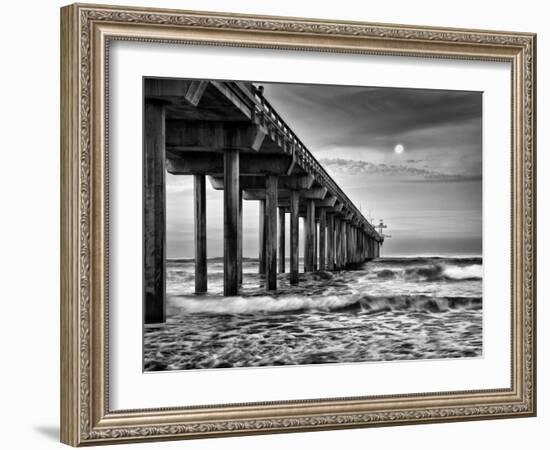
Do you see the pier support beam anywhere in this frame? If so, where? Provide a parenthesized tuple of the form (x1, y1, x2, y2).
(358, 232, 362, 261)
(314, 220, 318, 271)
(355, 228, 359, 263)
(343, 222, 348, 266)
(319, 209, 326, 271)
(351, 226, 359, 264)
(238, 188, 243, 285)
(350, 225, 354, 263)
(144, 102, 166, 324)
(339, 218, 343, 269)
(342, 221, 348, 267)
(350, 227, 353, 262)
(304, 200, 315, 272)
(223, 150, 239, 296)
(265, 176, 278, 291)
(334, 217, 341, 269)
(367, 236, 374, 259)
(289, 190, 300, 284)
(258, 199, 266, 274)
(342, 221, 347, 267)
(194, 174, 207, 294)
(350, 227, 355, 263)
(346, 222, 353, 264)
(370, 238, 374, 258)
(278, 208, 285, 273)
(327, 213, 335, 270)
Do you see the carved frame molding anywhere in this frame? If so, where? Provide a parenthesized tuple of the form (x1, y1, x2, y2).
(60, 3, 536, 446)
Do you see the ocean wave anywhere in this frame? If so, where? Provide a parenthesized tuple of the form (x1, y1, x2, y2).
(405, 263, 482, 281)
(375, 263, 482, 282)
(376, 269, 396, 279)
(167, 293, 481, 316)
(375, 256, 482, 266)
(358, 295, 481, 313)
(168, 294, 359, 315)
(442, 264, 483, 280)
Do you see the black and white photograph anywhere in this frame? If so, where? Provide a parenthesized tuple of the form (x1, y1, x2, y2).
(143, 78, 483, 372)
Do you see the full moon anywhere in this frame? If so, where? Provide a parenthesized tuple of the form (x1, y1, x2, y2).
(394, 144, 405, 154)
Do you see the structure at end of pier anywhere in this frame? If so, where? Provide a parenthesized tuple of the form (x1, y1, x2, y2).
(144, 79, 383, 324)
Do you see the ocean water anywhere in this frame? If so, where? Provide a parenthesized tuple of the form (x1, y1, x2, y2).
(144, 256, 482, 371)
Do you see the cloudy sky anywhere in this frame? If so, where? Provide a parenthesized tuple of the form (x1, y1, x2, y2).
(166, 81, 482, 257)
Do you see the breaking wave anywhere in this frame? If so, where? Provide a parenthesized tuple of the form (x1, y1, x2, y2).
(168, 293, 481, 316)
(375, 256, 481, 266)
(376, 263, 482, 282)
(168, 294, 357, 315)
(442, 264, 483, 280)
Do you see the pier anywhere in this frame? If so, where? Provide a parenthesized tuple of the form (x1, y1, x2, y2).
(144, 79, 383, 324)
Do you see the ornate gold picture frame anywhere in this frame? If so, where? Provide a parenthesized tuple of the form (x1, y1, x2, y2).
(60, 3, 536, 446)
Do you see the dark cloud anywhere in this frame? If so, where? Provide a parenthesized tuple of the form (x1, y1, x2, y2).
(335, 87, 481, 137)
(262, 83, 482, 176)
(262, 84, 481, 136)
